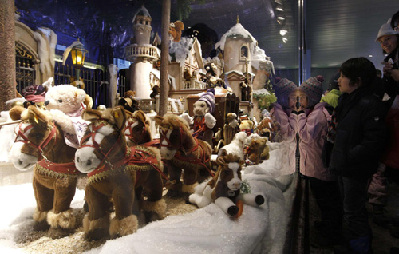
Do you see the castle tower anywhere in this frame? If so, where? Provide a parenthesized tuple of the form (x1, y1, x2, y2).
(215, 17, 256, 103)
(124, 6, 159, 99)
(132, 6, 152, 46)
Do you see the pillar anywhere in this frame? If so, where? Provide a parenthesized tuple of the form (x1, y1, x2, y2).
(0, 0, 16, 111)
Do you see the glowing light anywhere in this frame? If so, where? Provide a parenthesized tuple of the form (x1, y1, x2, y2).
(282, 37, 287, 43)
(279, 29, 287, 36)
(368, 55, 373, 58)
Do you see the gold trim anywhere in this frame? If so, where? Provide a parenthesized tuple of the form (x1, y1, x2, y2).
(35, 163, 78, 179)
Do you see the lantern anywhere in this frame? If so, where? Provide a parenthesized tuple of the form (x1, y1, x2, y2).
(70, 38, 88, 69)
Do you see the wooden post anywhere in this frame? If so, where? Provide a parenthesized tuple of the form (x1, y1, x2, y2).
(159, 0, 171, 117)
(0, 0, 16, 111)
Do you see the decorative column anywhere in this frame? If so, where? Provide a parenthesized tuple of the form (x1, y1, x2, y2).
(0, 0, 15, 111)
(159, 0, 171, 117)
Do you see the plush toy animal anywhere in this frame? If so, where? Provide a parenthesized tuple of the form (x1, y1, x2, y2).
(192, 90, 216, 146)
(75, 107, 165, 240)
(45, 84, 91, 117)
(239, 119, 254, 136)
(218, 132, 248, 161)
(168, 20, 184, 42)
(223, 113, 239, 146)
(246, 134, 270, 165)
(188, 153, 265, 218)
(9, 105, 79, 239)
(118, 90, 139, 113)
(256, 116, 273, 138)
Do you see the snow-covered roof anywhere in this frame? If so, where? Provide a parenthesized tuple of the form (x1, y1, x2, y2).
(251, 46, 275, 74)
(169, 37, 203, 68)
(132, 5, 151, 23)
(215, 22, 256, 51)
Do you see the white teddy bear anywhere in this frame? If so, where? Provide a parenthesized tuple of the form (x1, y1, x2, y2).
(45, 84, 89, 117)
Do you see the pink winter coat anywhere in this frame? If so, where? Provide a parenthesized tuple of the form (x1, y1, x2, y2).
(290, 102, 337, 181)
(270, 103, 297, 174)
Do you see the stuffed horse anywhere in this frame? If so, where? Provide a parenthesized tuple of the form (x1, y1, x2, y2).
(188, 153, 265, 218)
(123, 109, 152, 146)
(74, 106, 165, 241)
(9, 105, 79, 239)
(155, 113, 213, 196)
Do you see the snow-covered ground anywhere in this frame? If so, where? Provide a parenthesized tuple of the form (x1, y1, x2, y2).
(0, 143, 297, 254)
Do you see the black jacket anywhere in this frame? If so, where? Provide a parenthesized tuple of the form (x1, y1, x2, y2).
(329, 87, 388, 177)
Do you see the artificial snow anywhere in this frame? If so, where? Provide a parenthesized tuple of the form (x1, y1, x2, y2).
(0, 142, 296, 253)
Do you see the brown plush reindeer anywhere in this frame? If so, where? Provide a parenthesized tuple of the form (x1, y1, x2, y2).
(155, 114, 213, 196)
(189, 153, 265, 218)
(9, 105, 79, 239)
(75, 106, 165, 241)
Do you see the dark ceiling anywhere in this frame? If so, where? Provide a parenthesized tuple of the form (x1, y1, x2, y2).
(13, 0, 399, 72)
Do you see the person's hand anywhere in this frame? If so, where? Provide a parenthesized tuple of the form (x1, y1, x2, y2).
(391, 69, 399, 82)
(382, 61, 394, 77)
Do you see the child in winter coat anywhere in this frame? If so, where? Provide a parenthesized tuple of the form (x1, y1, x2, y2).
(289, 76, 342, 246)
(269, 77, 297, 174)
(329, 58, 388, 254)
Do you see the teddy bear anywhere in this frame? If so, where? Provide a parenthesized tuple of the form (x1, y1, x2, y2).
(168, 21, 184, 42)
(192, 89, 217, 146)
(239, 118, 254, 136)
(246, 136, 270, 165)
(44, 83, 92, 148)
(223, 113, 239, 146)
(45, 83, 92, 117)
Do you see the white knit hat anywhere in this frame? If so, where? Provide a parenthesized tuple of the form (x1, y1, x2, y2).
(376, 19, 399, 41)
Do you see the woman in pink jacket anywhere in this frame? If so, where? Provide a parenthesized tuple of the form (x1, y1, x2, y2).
(290, 76, 342, 247)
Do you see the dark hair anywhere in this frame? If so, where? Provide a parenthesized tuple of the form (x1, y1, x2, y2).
(340, 57, 377, 88)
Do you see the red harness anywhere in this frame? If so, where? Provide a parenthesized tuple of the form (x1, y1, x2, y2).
(15, 122, 58, 160)
(160, 127, 214, 177)
(81, 122, 168, 181)
(16, 122, 79, 176)
(124, 118, 148, 144)
(192, 117, 207, 138)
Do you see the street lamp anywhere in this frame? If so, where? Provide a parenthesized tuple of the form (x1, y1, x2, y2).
(69, 38, 88, 81)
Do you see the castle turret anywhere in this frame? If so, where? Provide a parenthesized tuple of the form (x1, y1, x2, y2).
(132, 6, 152, 45)
(124, 6, 159, 99)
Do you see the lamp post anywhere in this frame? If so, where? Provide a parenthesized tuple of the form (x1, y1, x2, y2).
(70, 38, 88, 81)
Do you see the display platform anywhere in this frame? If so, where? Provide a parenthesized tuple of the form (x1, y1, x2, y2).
(0, 142, 297, 254)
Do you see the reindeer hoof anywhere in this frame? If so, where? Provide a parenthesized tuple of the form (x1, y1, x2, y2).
(33, 220, 50, 232)
(227, 205, 239, 217)
(85, 228, 109, 241)
(255, 195, 265, 205)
